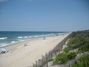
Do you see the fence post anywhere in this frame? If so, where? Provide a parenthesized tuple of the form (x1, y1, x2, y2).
(37, 59, 42, 67)
(42, 55, 44, 65)
(36, 61, 38, 67)
(50, 51, 52, 59)
(33, 63, 36, 67)
(45, 53, 48, 67)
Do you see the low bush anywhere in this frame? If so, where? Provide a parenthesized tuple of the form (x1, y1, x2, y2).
(67, 52, 76, 60)
(63, 47, 70, 53)
(67, 37, 85, 49)
(53, 53, 68, 64)
(72, 55, 89, 67)
(78, 41, 89, 53)
(53, 52, 76, 64)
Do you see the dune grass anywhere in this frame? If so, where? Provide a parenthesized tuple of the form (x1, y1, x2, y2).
(53, 52, 76, 64)
(72, 55, 89, 67)
(53, 30, 89, 65)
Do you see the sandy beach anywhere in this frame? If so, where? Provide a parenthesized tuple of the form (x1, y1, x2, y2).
(0, 33, 69, 67)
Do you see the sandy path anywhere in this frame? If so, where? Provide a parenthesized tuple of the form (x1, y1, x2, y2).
(0, 34, 69, 67)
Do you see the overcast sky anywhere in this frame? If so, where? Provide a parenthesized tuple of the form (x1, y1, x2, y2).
(0, 0, 89, 31)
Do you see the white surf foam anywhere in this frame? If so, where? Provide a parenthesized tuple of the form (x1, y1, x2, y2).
(0, 43, 9, 47)
(10, 41, 17, 44)
(24, 36, 28, 38)
(0, 37, 8, 40)
(17, 36, 23, 39)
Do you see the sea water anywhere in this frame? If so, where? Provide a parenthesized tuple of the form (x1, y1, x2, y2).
(0, 31, 65, 47)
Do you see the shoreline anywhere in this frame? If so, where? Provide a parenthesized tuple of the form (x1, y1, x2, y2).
(0, 33, 64, 48)
(0, 33, 69, 67)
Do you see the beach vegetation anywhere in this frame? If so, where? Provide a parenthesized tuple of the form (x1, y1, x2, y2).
(67, 52, 76, 60)
(53, 30, 89, 66)
(53, 52, 76, 64)
(67, 30, 89, 53)
(63, 47, 70, 53)
(53, 52, 68, 64)
(72, 55, 89, 67)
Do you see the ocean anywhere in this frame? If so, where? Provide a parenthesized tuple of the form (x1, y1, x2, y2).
(0, 31, 65, 47)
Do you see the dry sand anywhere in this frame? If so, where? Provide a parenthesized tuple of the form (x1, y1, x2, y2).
(0, 33, 69, 67)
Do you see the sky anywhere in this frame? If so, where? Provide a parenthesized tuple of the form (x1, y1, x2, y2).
(0, 0, 89, 31)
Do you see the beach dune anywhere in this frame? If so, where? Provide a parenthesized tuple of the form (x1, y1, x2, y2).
(0, 33, 69, 67)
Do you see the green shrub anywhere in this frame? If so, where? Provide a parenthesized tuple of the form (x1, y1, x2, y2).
(67, 37, 85, 49)
(63, 47, 70, 53)
(78, 41, 89, 53)
(67, 52, 76, 60)
(53, 52, 76, 64)
(72, 55, 89, 67)
(53, 53, 68, 64)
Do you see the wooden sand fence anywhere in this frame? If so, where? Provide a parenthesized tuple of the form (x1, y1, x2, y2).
(32, 33, 72, 67)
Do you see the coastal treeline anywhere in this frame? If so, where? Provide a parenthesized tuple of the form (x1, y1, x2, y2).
(52, 30, 89, 67)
